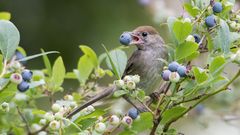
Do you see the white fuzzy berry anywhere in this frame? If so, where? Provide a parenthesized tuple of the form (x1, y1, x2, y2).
(132, 75, 140, 83)
(31, 124, 41, 132)
(54, 112, 63, 120)
(126, 81, 136, 90)
(184, 17, 191, 23)
(0, 102, 9, 112)
(49, 120, 60, 130)
(114, 80, 125, 88)
(186, 35, 195, 42)
(44, 112, 54, 121)
(10, 73, 22, 84)
(87, 105, 95, 112)
(64, 95, 74, 101)
(169, 72, 180, 83)
(123, 75, 132, 82)
(52, 103, 61, 113)
(39, 119, 47, 125)
(109, 115, 120, 125)
(95, 122, 106, 133)
(121, 116, 133, 126)
(38, 131, 47, 135)
(70, 101, 77, 108)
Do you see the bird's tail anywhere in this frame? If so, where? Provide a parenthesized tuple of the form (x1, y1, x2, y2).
(66, 86, 116, 118)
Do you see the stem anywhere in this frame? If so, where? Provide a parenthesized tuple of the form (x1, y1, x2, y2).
(163, 69, 240, 132)
(17, 106, 31, 134)
(193, 5, 210, 25)
(0, 60, 7, 79)
(136, 97, 154, 115)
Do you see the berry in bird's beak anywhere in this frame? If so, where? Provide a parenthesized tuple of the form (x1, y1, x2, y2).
(119, 32, 132, 45)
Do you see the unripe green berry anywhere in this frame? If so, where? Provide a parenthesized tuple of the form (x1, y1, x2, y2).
(49, 120, 60, 130)
(0, 102, 9, 112)
(95, 122, 106, 133)
(123, 75, 132, 82)
(109, 115, 120, 125)
(126, 81, 136, 90)
(52, 103, 61, 113)
(121, 116, 133, 126)
(132, 75, 140, 83)
(10, 73, 22, 84)
(114, 80, 125, 88)
(64, 95, 74, 101)
(169, 72, 180, 83)
(44, 112, 54, 121)
(39, 119, 47, 125)
(186, 35, 195, 42)
(183, 18, 191, 23)
(54, 112, 63, 120)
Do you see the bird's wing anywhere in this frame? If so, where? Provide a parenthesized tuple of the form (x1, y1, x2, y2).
(122, 50, 140, 79)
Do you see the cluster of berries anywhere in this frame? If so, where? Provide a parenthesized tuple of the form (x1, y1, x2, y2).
(36, 95, 78, 133)
(114, 75, 140, 90)
(161, 61, 188, 82)
(205, 2, 223, 28)
(94, 108, 139, 134)
(10, 69, 33, 92)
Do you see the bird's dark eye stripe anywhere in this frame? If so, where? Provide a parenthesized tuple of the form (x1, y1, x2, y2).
(142, 32, 148, 37)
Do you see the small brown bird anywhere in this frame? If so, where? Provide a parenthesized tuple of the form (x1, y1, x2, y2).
(67, 26, 168, 118)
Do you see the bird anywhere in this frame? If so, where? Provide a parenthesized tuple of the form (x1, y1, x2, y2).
(67, 26, 168, 118)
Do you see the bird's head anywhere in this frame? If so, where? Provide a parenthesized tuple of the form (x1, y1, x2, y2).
(120, 26, 164, 50)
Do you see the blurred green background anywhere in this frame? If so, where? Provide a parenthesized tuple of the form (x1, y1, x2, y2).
(0, 0, 158, 70)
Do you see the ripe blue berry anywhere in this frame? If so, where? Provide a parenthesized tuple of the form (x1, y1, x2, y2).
(168, 61, 180, 72)
(21, 70, 33, 81)
(120, 32, 132, 45)
(177, 66, 187, 77)
(205, 15, 216, 27)
(193, 34, 201, 43)
(161, 70, 171, 81)
(15, 51, 27, 65)
(213, 2, 223, 13)
(128, 108, 139, 119)
(17, 81, 29, 92)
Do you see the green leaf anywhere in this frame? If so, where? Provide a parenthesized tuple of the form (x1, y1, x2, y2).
(132, 112, 153, 132)
(0, 83, 16, 104)
(77, 118, 96, 130)
(105, 49, 127, 78)
(184, 3, 200, 17)
(77, 45, 98, 85)
(41, 49, 52, 76)
(50, 57, 65, 89)
(113, 90, 128, 97)
(0, 55, 3, 72)
(214, 20, 231, 54)
(173, 20, 193, 44)
(209, 56, 225, 76)
(136, 90, 145, 101)
(0, 12, 11, 20)
(18, 51, 59, 62)
(229, 32, 240, 44)
(176, 41, 199, 60)
(167, 17, 177, 44)
(192, 67, 208, 84)
(74, 109, 105, 123)
(0, 20, 20, 60)
(0, 78, 9, 90)
(65, 72, 77, 79)
(160, 106, 186, 125)
(79, 45, 98, 67)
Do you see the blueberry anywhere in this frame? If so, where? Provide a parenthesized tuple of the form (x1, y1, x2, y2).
(168, 61, 180, 72)
(120, 32, 132, 45)
(213, 2, 223, 13)
(17, 81, 29, 92)
(15, 51, 27, 65)
(193, 34, 201, 43)
(161, 70, 171, 81)
(21, 70, 33, 81)
(177, 66, 187, 77)
(128, 108, 139, 119)
(205, 15, 216, 27)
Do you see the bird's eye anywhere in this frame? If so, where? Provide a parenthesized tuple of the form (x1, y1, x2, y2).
(142, 32, 148, 37)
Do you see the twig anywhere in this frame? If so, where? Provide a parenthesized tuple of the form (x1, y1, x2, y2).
(171, 94, 206, 107)
(31, 123, 49, 135)
(17, 106, 31, 134)
(136, 97, 154, 115)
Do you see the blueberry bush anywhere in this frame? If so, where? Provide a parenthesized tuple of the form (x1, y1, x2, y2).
(0, 0, 240, 134)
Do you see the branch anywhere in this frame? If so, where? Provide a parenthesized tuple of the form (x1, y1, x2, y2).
(17, 106, 31, 134)
(162, 69, 240, 132)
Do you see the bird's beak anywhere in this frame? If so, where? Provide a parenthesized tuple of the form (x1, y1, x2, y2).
(129, 33, 144, 45)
